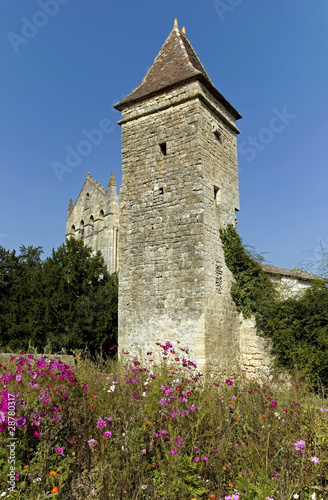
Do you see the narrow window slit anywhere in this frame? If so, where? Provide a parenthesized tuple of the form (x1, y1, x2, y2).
(159, 143, 167, 156)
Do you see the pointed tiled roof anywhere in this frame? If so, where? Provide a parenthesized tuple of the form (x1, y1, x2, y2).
(114, 22, 241, 120)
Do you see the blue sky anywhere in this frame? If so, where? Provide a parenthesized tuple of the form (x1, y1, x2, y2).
(0, 0, 327, 273)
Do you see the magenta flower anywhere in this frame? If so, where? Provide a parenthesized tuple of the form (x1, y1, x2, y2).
(272, 472, 278, 477)
(309, 456, 320, 463)
(194, 457, 200, 462)
(15, 416, 26, 428)
(160, 429, 167, 435)
(34, 430, 40, 437)
(243, 469, 249, 474)
(88, 439, 96, 447)
(225, 379, 233, 386)
(270, 401, 277, 408)
(56, 447, 64, 455)
(97, 418, 106, 428)
(141, 449, 146, 454)
(170, 449, 177, 454)
(202, 456, 209, 461)
(104, 431, 112, 438)
(294, 440, 306, 451)
(154, 433, 160, 438)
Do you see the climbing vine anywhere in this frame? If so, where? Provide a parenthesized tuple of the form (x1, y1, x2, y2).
(220, 224, 328, 391)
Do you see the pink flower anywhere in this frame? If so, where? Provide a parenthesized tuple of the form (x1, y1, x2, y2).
(141, 449, 146, 454)
(272, 472, 278, 477)
(154, 433, 160, 438)
(97, 418, 106, 428)
(202, 456, 209, 461)
(309, 456, 320, 463)
(56, 447, 64, 455)
(160, 429, 167, 435)
(88, 439, 96, 447)
(170, 449, 177, 454)
(194, 457, 200, 462)
(225, 379, 233, 386)
(104, 431, 112, 438)
(294, 440, 306, 451)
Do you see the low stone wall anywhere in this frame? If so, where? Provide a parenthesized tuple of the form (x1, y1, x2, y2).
(239, 315, 274, 381)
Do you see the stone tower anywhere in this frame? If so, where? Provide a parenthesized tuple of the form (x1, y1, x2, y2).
(115, 21, 242, 373)
(66, 172, 119, 274)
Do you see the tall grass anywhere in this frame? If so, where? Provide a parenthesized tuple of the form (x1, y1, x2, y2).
(0, 342, 327, 499)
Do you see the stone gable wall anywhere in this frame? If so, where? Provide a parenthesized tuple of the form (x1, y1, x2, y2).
(66, 179, 119, 274)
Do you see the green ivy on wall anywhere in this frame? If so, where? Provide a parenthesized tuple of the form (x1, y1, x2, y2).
(220, 224, 328, 391)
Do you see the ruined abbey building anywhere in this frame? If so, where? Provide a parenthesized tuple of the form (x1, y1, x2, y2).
(67, 21, 316, 377)
(66, 171, 119, 274)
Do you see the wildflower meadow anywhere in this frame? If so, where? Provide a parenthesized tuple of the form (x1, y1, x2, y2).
(0, 342, 327, 499)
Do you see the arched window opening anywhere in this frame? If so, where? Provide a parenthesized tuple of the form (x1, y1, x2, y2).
(85, 193, 90, 209)
(98, 210, 104, 230)
(89, 215, 94, 232)
(80, 220, 85, 239)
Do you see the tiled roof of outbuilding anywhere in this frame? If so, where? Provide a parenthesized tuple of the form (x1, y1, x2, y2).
(261, 264, 318, 281)
(114, 21, 241, 120)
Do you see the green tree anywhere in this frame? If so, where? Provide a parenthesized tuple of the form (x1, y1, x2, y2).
(38, 238, 118, 354)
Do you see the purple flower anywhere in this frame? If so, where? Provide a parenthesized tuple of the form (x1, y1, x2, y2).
(272, 472, 278, 477)
(170, 449, 177, 454)
(294, 440, 306, 451)
(104, 431, 111, 438)
(141, 449, 146, 454)
(270, 401, 277, 408)
(88, 439, 96, 447)
(154, 433, 160, 438)
(320, 407, 328, 412)
(225, 379, 233, 386)
(243, 469, 249, 474)
(15, 416, 26, 428)
(97, 418, 106, 428)
(202, 456, 209, 461)
(160, 429, 167, 435)
(194, 457, 200, 462)
(309, 456, 320, 463)
(56, 447, 64, 455)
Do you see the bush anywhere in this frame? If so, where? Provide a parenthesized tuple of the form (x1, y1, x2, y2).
(220, 225, 328, 391)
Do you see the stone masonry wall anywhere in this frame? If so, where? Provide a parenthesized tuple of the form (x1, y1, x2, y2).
(118, 80, 243, 375)
(66, 176, 119, 274)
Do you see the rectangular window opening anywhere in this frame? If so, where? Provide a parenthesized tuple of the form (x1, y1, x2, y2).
(160, 143, 167, 156)
(214, 185, 220, 201)
(158, 187, 164, 195)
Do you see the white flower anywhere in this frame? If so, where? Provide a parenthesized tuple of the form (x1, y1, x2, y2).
(1, 493, 7, 498)
(107, 385, 115, 392)
(311, 492, 316, 500)
(142, 392, 146, 397)
(293, 495, 299, 499)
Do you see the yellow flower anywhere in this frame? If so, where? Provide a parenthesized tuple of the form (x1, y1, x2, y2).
(72, 452, 75, 456)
